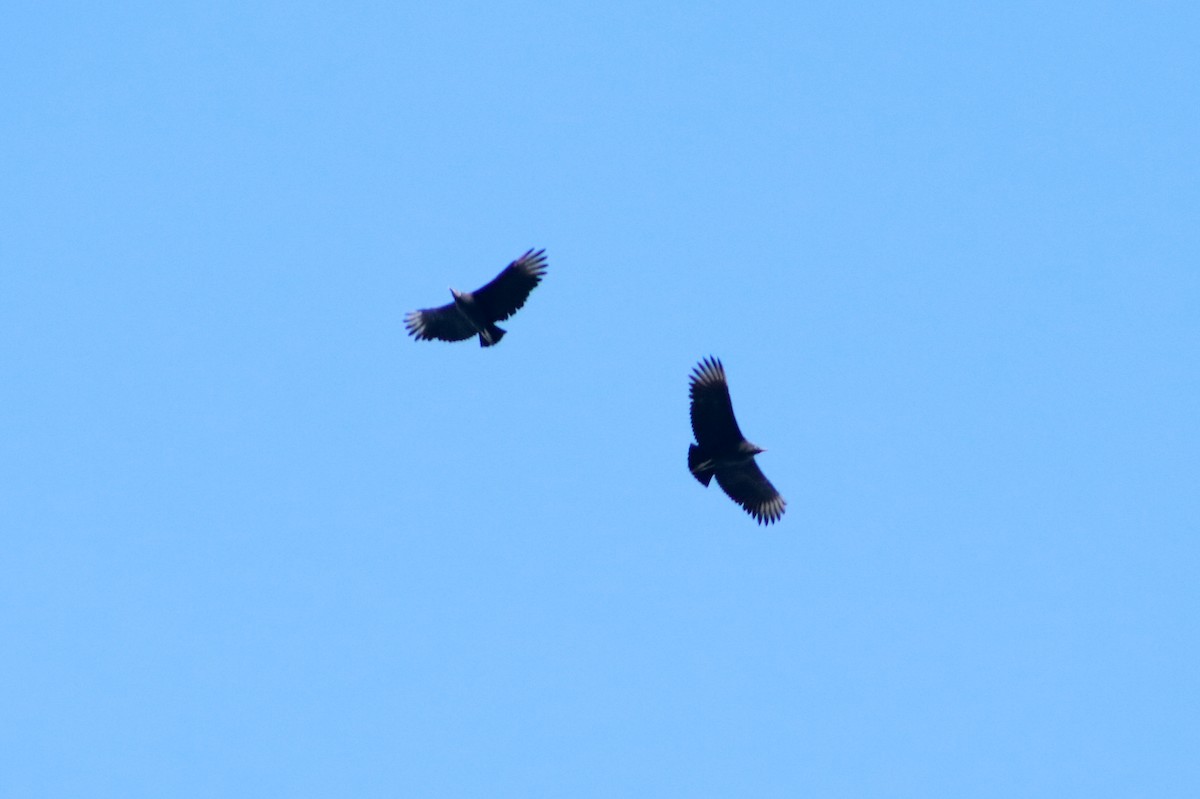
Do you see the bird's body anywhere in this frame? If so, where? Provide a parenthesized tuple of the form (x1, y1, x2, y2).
(405, 249, 548, 347)
(687, 356, 785, 525)
(447, 288, 507, 346)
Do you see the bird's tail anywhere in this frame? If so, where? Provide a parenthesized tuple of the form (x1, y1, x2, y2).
(479, 324, 506, 347)
(688, 444, 715, 486)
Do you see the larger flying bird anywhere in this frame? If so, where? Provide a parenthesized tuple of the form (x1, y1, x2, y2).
(687, 356, 786, 525)
(404, 249, 548, 347)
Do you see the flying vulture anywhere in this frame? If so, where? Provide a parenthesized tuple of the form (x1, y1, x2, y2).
(687, 356, 786, 525)
(404, 249, 548, 347)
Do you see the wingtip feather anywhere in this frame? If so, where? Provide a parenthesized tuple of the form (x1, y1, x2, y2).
(515, 248, 549, 278)
(689, 355, 727, 395)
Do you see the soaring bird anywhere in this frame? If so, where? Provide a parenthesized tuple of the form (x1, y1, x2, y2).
(404, 249, 548, 347)
(687, 356, 786, 525)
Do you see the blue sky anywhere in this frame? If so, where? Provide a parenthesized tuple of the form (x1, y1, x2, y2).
(3, 1, 1197, 796)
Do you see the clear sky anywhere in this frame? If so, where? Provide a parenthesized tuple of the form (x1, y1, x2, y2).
(3, 2, 1197, 796)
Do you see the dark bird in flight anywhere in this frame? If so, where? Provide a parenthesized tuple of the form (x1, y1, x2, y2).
(687, 356, 786, 525)
(404, 249, 548, 347)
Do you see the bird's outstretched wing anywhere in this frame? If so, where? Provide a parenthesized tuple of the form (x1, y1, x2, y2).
(689, 356, 747, 450)
(404, 304, 476, 342)
(472, 249, 548, 322)
(714, 461, 786, 525)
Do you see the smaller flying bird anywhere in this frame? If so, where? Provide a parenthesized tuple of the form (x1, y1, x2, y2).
(404, 249, 548, 347)
(687, 356, 786, 525)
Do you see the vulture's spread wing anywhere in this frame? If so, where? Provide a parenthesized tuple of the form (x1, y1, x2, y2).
(689, 356, 747, 450)
(714, 462, 786, 525)
(404, 304, 476, 342)
(472, 249, 548, 323)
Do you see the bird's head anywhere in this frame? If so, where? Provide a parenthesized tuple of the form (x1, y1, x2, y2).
(449, 287, 462, 300)
(743, 442, 766, 456)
